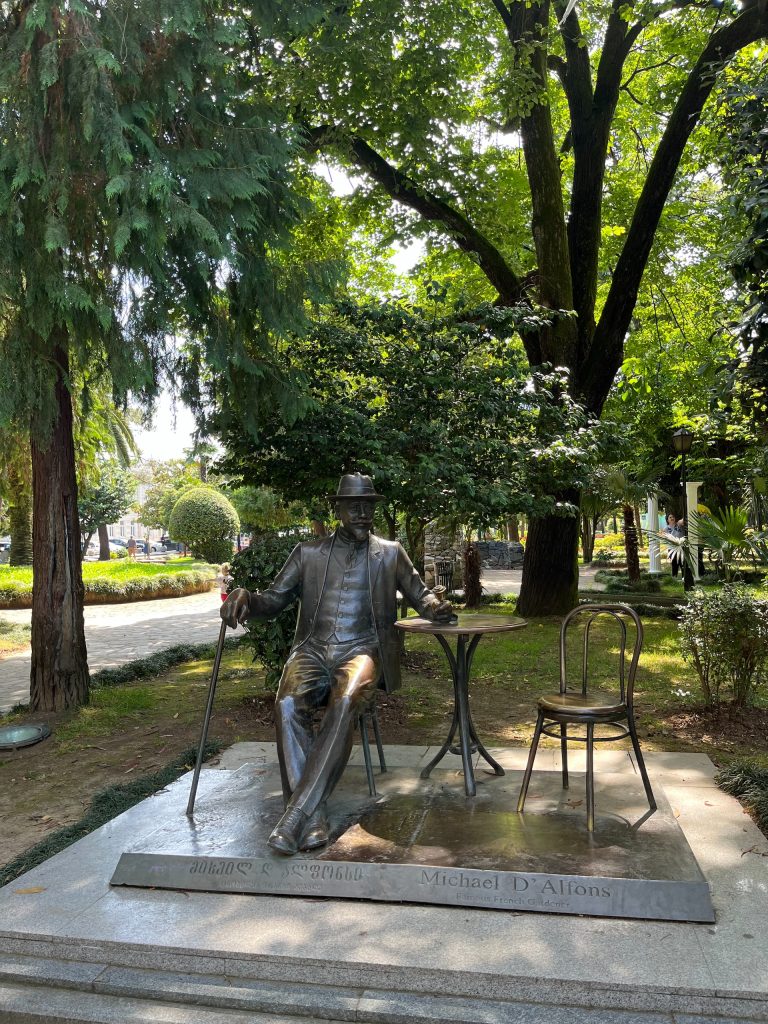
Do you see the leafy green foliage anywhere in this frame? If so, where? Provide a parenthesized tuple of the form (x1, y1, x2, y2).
(220, 299, 613, 556)
(139, 460, 202, 531)
(78, 468, 134, 552)
(679, 585, 768, 706)
(228, 485, 307, 536)
(168, 488, 239, 565)
(229, 532, 310, 690)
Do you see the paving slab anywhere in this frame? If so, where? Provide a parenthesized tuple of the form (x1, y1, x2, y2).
(0, 591, 220, 713)
(0, 747, 766, 1023)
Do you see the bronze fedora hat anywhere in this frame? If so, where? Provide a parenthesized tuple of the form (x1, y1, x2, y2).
(327, 473, 385, 503)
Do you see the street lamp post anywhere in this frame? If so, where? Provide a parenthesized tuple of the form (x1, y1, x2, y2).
(672, 428, 694, 591)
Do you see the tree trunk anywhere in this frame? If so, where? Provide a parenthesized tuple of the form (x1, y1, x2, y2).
(463, 542, 482, 608)
(580, 513, 595, 565)
(310, 519, 328, 538)
(98, 522, 110, 560)
(404, 514, 427, 574)
(634, 503, 643, 547)
(30, 344, 90, 711)
(506, 516, 520, 542)
(517, 505, 580, 617)
(8, 493, 33, 566)
(623, 504, 641, 584)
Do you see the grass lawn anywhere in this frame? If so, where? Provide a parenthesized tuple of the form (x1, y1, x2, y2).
(0, 619, 31, 656)
(3, 606, 767, 877)
(0, 557, 216, 607)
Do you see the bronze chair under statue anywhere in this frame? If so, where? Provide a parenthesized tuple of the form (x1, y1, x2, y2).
(221, 473, 455, 856)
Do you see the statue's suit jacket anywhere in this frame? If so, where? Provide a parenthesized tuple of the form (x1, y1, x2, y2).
(247, 532, 439, 692)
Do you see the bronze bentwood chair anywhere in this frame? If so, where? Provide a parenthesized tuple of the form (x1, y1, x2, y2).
(517, 604, 656, 831)
(358, 704, 387, 796)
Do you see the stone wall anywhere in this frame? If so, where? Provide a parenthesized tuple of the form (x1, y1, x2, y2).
(475, 540, 524, 569)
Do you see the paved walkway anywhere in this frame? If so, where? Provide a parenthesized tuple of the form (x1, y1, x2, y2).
(0, 590, 221, 713)
(0, 567, 606, 713)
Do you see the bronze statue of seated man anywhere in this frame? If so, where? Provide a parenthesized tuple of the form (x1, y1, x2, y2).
(221, 473, 454, 855)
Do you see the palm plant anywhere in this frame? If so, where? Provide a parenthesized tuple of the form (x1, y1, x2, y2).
(689, 505, 762, 582)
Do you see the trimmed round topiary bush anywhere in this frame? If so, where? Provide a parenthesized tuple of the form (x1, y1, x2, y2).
(169, 488, 239, 565)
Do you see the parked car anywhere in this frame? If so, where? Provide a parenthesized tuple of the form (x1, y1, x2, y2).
(0, 536, 11, 552)
(131, 539, 165, 554)
(109, 537, 128, 548)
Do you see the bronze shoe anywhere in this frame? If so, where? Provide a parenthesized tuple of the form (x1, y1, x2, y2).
(299, 803, 329, 851)
(267, 805, 308, 856)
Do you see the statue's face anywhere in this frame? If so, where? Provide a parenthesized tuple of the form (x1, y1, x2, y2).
(336, 498, 376, 541)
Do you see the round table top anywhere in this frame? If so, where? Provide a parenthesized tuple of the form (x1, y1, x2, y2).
(394, 613, 528, 636)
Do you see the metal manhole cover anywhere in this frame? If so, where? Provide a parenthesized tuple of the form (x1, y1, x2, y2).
(0, 724, 51, 750)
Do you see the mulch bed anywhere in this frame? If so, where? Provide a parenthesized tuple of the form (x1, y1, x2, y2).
(662, 703, 768, 751)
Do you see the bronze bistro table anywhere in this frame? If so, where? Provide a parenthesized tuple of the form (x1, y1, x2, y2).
(395, 613, 528, 797)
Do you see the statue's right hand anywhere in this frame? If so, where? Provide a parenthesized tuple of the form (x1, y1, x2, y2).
(220, 588, 251, 629)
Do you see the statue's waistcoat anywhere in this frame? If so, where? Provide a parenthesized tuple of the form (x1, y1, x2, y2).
(312, 538, 374, 643)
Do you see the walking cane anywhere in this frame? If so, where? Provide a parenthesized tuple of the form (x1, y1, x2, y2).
(186, 617, 230, 817)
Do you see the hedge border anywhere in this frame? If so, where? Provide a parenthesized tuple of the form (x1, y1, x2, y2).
(0, 570, 217, 609)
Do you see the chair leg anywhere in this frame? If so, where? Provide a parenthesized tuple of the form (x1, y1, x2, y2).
(627, 715, 657, 814)
(371, 706, 387, 773)
(359, 715, 376, 796)
(560, 723, 569, 790)
(586, 722, 595, 832)
(517, 711, 544, 813)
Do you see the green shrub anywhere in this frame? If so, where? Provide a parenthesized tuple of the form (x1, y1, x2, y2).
(716, 758, 768, 835)
(593, 533, 624, 551)
(169, 488, 239, 564)
(229, 532, 311, 690)
(592, 549, 617, 565)
(601, 572, 662, 594)
(679, 585, 768, 706)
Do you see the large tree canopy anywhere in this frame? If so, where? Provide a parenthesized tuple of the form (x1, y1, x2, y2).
(249, 0, 768, 613)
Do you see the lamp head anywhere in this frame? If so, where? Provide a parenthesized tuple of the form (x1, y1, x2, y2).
(672, 427, 693, 456)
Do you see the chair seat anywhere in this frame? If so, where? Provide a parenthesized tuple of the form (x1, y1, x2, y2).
(538, 691, 627, 718)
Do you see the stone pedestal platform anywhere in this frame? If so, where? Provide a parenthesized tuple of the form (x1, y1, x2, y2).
(1, 746, 767, 1024)
(111, 763, 713, 923)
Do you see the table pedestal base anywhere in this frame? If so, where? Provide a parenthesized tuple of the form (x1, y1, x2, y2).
(419, 632, 503, 795)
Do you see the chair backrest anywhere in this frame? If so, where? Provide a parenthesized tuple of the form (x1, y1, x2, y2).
(558, 604, 643, 706)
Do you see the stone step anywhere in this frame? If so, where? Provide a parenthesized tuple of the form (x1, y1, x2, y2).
(1, 949, 767, 1024)
(0, 979, 338, 1023)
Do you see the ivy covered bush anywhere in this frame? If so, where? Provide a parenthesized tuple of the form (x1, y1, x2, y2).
(169, 488, 239, 564)
(679, 585, 768, 706)
(229, 532, 311, 690)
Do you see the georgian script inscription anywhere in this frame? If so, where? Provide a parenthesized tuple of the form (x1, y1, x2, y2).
(186, 857, 367, 891)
